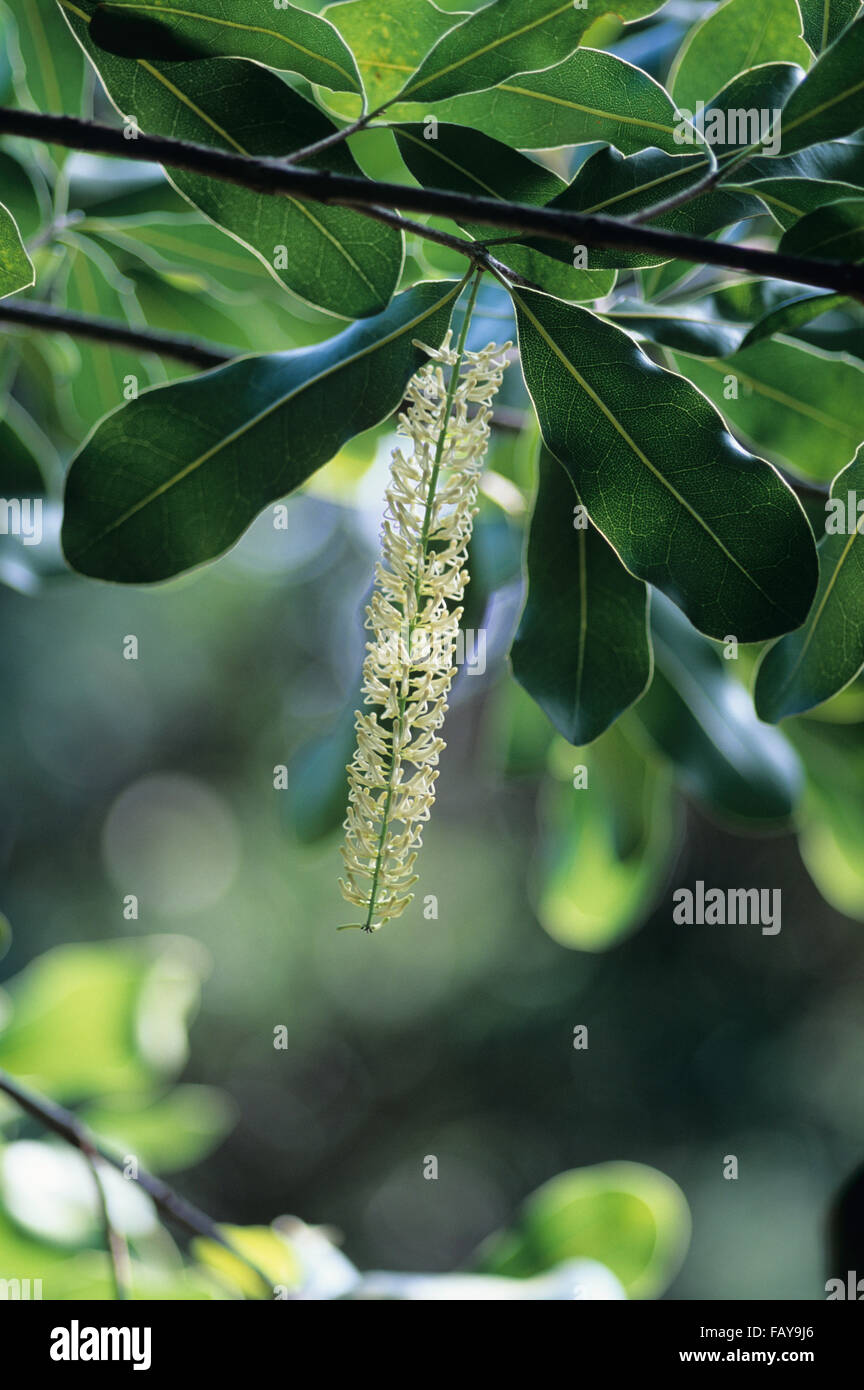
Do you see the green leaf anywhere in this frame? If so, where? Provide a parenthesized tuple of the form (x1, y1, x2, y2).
(604, 299, 746, 357)
(475, 1162, 691, 1300)
(511, 447, 651, 746)
(0, 149, 44, 242)
(395, 0, 663, 106)
(739, 291, 847, 349)
(510, 288, 818, 642)
(0, 399, 51, 494)
(286, 706, 356, 846)
(0, 939, 207, 1100)
(791, 722, 864, 917)
(82, 1085, 235, 1173)
(436, 46, 690, 155)
(60, 0, 401, 318)
(89, 0, 362, 91)
(440, 62, 796, 265)
(524, 142, 764, 272)
(779, 13, 864, 152)
(797, 0, 861, 54)
(738, 175, 864, 229)
(669, 0, 809, 113)
(393, 121, 614, 301)
(79, 211, 285, 298)
(630, 594, 803, 822)
(322, 0, 457, 117)
(0, 201, 34, 298)
(533, 728, 679, 951)
(778, 193, 864, 259)
(755, 447, 864, 721)
(669, 339, 864, 482)
(10, 0, 86, 119)
(59, 232, 165, 424)
(61, 279, 462, 582)
(739, 131, 864, 186)
(193, 1224, 300, 1298)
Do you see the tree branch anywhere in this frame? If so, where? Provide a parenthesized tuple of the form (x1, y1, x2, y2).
(1, 108, 862, 300)
(80, 1142, 131, 1301)
(0, 299, 234, 367)
(0, 1067, 273, 1298)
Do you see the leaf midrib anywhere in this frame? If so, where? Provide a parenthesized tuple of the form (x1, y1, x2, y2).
(100, 1, 357, 84)
(400, 1, 574, 100)
(513, 289, 794, 617)
(75, 282, 461, 553)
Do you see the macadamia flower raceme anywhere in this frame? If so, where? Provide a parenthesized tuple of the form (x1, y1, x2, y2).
(339, 330, 511, 933)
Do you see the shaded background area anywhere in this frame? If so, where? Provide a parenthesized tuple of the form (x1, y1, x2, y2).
(2, 487, 862, 1299)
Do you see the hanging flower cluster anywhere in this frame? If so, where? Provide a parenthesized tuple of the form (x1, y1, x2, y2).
(339, 331, 511, 932)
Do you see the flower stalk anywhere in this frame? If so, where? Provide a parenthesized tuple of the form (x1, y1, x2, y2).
(339, 284, 510, 933)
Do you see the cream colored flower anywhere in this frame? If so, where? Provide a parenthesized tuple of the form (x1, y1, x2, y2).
(339, 332, 510, 932)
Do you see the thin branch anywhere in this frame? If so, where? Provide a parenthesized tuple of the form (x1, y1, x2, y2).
(0, 1067, 274, 1298)
(361, 203, 544, 289)
(630, 145, 762, 226)
(1, 108, 862, 300)
(284, 102, 391, 166)
(0, 299, 234, 367)
(80, 1141, 131, 1301)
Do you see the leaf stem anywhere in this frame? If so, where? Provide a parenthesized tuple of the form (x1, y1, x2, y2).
(0, 1066, 274, 1298)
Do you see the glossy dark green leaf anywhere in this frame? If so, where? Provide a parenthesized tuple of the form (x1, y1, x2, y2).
(779, 13, 864, 152)
(511, 288, 818, 642)
(669, 0, 808, 113)
(738, 291, 847, 349)
(436, 46, 689, 155)
(396, 0, 663, 106)
(755, 447, 864, 721)
(736, 175, 864, 228)
(739, 131, 864, 186)
(778, 194, 864, 259)
(605, 300, 746, 357)
(511, 447, 651, 746)
(0, 201, 34, 298)
(526, 144, 760, 272)
(60, 1, 401, 318)
(61, 279, 462, 582)
(89, 0, 362, 91)
(797, 0, 861, 54)
(630, 593, 803, 822)
(670, 340, 864, 482)
(393, 122, 614, 301)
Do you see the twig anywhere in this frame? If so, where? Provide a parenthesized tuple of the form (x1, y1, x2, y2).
(80, 1141, 131, 1301)
(0, 299, 234, 367)
(0, 1067, 274, 1298)
(285, 102, 391, 166)
(631, 144, 762, 226)
(1, 109, 861, 299)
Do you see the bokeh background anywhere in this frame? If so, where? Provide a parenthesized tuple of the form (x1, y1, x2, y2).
(2, 0, 864, 1300)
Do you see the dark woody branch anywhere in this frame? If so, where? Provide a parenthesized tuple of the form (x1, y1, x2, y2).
(1, 107, 862, 301)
